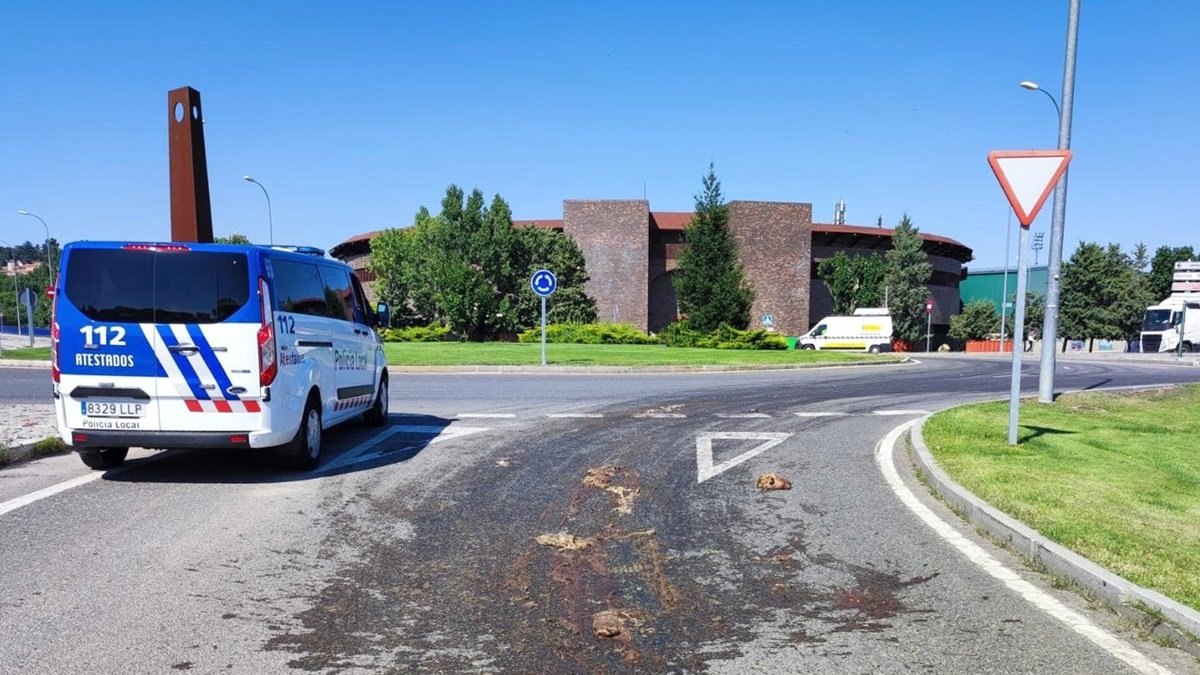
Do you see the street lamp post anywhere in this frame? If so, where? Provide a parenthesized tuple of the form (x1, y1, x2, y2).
(0, 239, 22, 342)
(1021, 0, 1080, 404)
(16, 210, 54, 284)
(242, 176, 274, 245)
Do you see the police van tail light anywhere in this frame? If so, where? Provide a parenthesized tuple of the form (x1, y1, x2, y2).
(50, 291, 61, 383)
(258, 277, 277, 386)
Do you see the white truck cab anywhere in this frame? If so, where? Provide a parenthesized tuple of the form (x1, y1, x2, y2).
(51, 241, 389, 470)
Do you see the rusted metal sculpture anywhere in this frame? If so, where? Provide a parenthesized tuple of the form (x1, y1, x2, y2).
(168, 86, 213, 243)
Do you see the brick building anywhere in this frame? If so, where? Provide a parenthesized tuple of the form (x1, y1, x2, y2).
(330, 198, 972, 337)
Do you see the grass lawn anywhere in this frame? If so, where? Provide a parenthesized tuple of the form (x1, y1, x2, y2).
(383, 342, 900, 367)
(0, 346, 50, 360)
(922, 385, 1200, 612)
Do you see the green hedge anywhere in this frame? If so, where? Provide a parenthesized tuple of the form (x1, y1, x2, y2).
(660, 321, 788, 350)
(517, 323, 659, 345)
(379, 324, 452, 342)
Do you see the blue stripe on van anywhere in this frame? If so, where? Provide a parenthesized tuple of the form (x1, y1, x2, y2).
(156, 325, 210, 400)
(186, 324, 239, 401)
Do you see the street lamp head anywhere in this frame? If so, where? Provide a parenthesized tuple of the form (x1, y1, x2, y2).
(16, 210, 30, 216)
(1019, 81, 1040, 91)
(242, 175, 255, 183)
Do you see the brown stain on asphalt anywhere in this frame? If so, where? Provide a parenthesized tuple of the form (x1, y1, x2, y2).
(260, 441, 943, 672)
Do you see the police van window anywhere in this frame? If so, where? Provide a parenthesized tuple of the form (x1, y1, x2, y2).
(273, 259, 330, 318)
(349, 274, 371, 325)
(318, 265, 355, 322)
(64, 249, 249, 324)
(155, 252, 250, 323)
(64, 249, 156, 323)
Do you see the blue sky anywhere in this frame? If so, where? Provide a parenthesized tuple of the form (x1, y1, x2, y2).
(3, 1, 1197, 268)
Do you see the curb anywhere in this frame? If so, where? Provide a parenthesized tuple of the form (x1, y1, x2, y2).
(386, 357, 911, 375)
(908, 415, 1200, 650)
(0, 359, 51, 369)
(0, 440, 59, 470)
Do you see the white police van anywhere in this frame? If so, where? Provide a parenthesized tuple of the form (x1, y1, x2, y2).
(52, 241, 389, 470)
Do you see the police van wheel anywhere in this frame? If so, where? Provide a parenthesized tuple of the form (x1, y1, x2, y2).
(364, 375, 389, 427)
(286, 396, 323, 471)
(801, 344, 816, 350)
(78, 447, 128, 470)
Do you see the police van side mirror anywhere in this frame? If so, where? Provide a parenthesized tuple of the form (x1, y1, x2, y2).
(376, 302, 390, 328)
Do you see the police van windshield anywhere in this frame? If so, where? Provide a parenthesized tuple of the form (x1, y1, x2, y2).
(64, 248, 250, 324)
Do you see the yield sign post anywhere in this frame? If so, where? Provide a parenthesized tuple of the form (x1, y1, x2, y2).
(988, 150, 1073, 445)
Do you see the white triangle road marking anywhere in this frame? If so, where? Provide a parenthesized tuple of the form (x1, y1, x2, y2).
(696, 431, 792, 484)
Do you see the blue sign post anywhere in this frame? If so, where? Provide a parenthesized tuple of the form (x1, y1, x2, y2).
(531, 270, 557, 366)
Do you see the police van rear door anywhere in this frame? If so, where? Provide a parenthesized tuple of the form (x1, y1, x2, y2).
(58, 244, 261, 435)
(58, 244, 164, 434)
(146, 246, 261, 432)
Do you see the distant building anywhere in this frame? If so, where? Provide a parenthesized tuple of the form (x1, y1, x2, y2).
(332, 198, 973, 337)
(959, 266, 1050, 315)
(2, 259, 43, 277)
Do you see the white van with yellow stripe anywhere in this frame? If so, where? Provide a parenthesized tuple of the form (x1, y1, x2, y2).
(797, 308, 893, 353)
(52, 241, 389, 470)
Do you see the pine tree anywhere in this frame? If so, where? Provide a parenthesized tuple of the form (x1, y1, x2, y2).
(672, 164, 754, 332)
(1148, 245, 1196, 300)
(882, 215, 932, 344)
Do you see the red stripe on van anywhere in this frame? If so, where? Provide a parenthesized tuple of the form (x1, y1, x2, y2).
(185, 400, 203, 412)
(243, 401, 261, 413)
(214, 400, 232, 413)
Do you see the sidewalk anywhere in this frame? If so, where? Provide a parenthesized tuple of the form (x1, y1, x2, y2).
(0, 404, 58, 464)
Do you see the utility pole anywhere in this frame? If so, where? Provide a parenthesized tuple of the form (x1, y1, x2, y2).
(1038, 0, 1081, 403)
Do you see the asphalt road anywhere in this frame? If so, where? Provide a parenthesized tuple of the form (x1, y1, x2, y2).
(2, 356, 1199, 674)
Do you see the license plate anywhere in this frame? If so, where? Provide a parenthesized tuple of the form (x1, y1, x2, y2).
(82, 401, 145, 418)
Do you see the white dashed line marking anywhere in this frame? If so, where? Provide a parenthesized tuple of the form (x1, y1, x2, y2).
(876, 420, 1175, 675)
(0, 473, 105, 518)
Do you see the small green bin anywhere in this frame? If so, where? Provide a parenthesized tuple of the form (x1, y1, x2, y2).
(786, 337, 798, 350)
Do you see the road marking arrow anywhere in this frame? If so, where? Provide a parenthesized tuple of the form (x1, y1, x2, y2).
(695, 431, 792, 483)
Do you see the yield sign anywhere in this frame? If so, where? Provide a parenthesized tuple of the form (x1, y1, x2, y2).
(987, 150, 1072, 227)
(695, 432, 791, 483)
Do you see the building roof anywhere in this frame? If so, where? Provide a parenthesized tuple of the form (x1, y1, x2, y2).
(329, 229, 382, 259)
(512, 219, 563, 230)
(331, 217, 973, 263)
(650, 212, 692, 231)
(812, 222, 973, 263)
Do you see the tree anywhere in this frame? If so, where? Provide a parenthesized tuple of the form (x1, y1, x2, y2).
(512, 226, 597, 326)
(368, 184, 596, 338)
(1004, 291, 1046, 339)
(882, 214, 932, 344)
(1060, 242, 1155, 348)
(214, 233, 251, 244)
(0, 263, 53, 329)
(949, 300, 1000, 341)
(1104, 243, 1155, 341)
(672, 164, 754, 332)
(816, 252, 884, 314)
(368, 225, 430, 327)
(1148, 245, 1196, 300)
(1130, 242, 1150, 273)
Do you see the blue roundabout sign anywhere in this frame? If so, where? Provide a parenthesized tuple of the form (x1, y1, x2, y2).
(531, 269, 557, 297)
